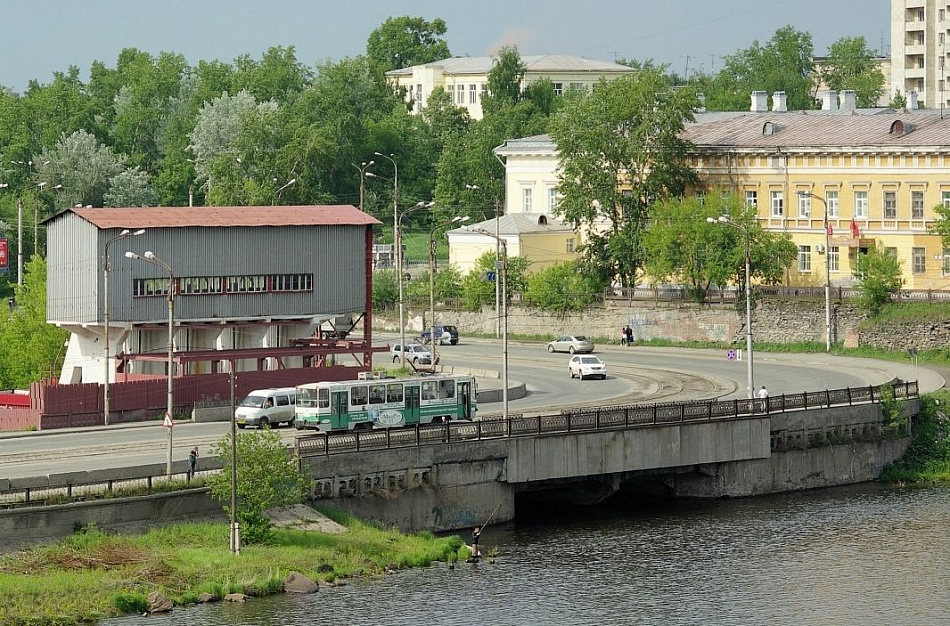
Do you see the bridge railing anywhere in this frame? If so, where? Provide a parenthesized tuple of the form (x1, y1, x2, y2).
(295, 381, 919, 458)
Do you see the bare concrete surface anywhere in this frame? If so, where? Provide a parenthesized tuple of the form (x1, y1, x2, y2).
(266, 504, 347, 534)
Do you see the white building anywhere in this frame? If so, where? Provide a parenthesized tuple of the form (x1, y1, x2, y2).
(891, 0, 949, 109)
(386, 55, 634, 120)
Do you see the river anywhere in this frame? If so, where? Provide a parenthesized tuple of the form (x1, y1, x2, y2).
(106, 484, 949, 626)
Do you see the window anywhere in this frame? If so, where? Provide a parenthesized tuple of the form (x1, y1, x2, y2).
(522, 188, 533, 213)
(826, 190, 839, 217)
(553, 82, 564, 96)
(227, 275, 266, 293)
(132, 277, 172, 297)
(770, 190, 783, 217)
(318, 388, 329, 409)
(350, 385, 368, 406)
(942, 190, 950, 207)
(469, 83, 477, 104)
(913, 191, 925, 219)
(942, 8, 946, 20)
(386, 383, 403, 404)
(913, 247, 927, 274)
(829, 246, 839, 273)
(271, 274, 313, 292)
(884, 191, 897, 218)
(745, 190, 757, 208)
(415, 84, 423, 113)
(446, 85, 454, 100)
(456, 85, 465, 104)
(369, 384, 386, 405)
(548, 187, 559, 213)
(421, 381, 438, 400)
(798, 245, 811, 272)
(798, 193, 811, 217)
(943, 248, 950, 275)
(854, 190, 868, 218)
(180, 276, 223, 295)
(566, 238, 575, 253)
(569, 82, 584, 91)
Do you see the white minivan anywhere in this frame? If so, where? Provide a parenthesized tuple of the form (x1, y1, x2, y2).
(235, 387, 297, 429)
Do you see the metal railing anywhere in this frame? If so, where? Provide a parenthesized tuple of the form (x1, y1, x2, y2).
(295, 381, 918, 458)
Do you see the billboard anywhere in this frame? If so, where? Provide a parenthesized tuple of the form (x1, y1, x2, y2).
(0, 237, 7, 272)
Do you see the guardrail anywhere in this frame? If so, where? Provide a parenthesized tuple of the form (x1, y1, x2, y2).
(295, 381, 918, 458)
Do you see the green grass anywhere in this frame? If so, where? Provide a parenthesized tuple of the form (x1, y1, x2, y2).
(0, 511, 464, 625)
(857, 301, 950, 328)
(881, 389, 950, 484)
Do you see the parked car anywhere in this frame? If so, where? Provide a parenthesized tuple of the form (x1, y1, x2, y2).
(569, 355, 607, 380)
(420, 324, 459, 345)
(391, 343, 436, 365)
(547, 335, 595, 354)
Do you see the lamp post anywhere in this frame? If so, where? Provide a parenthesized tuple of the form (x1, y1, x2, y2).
(103, 228, 145, 426)
(373, 152, 404, 362)
(428, 216, 469, 367)
(125, 250, 176, 475)
(798, 191, 832, 352)
(274, 178, 296, 205)
(396, 201, 434, 366)
(473, 227, 509, 420)
(352, 161, 374, 212)
(707, 216, 755, 398)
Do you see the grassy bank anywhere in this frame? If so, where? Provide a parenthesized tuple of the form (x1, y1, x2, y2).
(0, 509, 465, 626)
(881, 389, 950, 484)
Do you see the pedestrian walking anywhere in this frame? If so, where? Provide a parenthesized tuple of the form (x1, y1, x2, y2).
(620, 326, 627, 346)
(625, 326, 634, 347)
(757, 386, 769, 399)
(188, 446, 199, 480)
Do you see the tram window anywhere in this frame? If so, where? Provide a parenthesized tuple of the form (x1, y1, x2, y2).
(422, 381, 437, 400)
(387, 383, 403, 403)
(369, 384, 386, 405)
(351, 386, 368, 406)
(318, 388, 329, 409)
(439, 380, 455, 399)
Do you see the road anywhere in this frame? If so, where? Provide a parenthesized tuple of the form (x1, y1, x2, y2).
(0, 336, 940, 479)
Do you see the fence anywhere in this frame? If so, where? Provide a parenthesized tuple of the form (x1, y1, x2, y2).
(295, 381, 919, 458)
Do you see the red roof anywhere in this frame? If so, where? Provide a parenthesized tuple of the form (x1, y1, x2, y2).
(68, 205, 381, 229)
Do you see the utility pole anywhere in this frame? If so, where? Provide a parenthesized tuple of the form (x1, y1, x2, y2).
(494, 198, 501, 339)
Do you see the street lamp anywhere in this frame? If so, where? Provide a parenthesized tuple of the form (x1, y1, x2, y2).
(473, 227, 509, 420)
(372, 152, 404, 363)
(103, 228, 145, 426)
(125, 250, 176, 475)
(274, 178, 296, 205)
(352, 161, 374, 212)
(798, 191, 832, 352)
(707, 216, 755, 398)
(396, 200, 433, 366)
(428, 216, 469, 367)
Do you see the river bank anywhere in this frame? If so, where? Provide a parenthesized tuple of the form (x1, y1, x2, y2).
(882, 388, 950, 483)
(0, 508, 465, 625)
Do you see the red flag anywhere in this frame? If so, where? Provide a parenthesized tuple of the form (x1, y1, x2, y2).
(850, 218, 860, 238)
(826, 223, 833, 236)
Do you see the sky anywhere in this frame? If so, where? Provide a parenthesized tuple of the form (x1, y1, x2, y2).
(1, 0, 890, 93)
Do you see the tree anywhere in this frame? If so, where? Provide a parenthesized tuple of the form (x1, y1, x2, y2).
(207, 428, 313, 545)
(372, 269, 399, 309)
(703, 26, 816, 111)
(0, 257, 69, 388)
(366, 16, 450, 75)
(550, 69, 700, 287)
(459, 251, 530, 311)
(35, 130, 125, 211)
(642, 193, 798, 303)
(820, 36, 884, 108)
(524, 261, 606, 313)
(230, 46, 313, 103)
(854, 242, 903, 315)
(483, 46, 527, 113)
(103, 168, 157, 207)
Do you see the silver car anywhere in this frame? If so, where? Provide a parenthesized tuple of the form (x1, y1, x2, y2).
(547, 335, 595, 354)
(569, 355, 607, 380)
(391, 343, 434, 365)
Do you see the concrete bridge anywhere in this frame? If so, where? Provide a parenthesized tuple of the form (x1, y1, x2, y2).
(296, 383, 919, 533)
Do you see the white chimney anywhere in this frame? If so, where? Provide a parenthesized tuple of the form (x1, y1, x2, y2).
(695, 92, 706, 113)
(751, 91, 768, 113)
(908, 90, 919, 110)
(821, 90, 838, 111)
(772, 91, 787, 112)
(839, 90, 857, 111)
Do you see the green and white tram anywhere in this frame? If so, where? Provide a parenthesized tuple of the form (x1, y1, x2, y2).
(294, 373, 476, 432)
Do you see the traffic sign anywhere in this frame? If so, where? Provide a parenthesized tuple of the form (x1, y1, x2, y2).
(727, 349, 736, 361)
(161, 413, 174, 428)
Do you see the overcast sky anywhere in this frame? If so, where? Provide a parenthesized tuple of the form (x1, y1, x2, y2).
(1, 0, 890, 92)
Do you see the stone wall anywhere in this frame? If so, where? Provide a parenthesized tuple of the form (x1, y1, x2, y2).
(377, 299, 940, 352)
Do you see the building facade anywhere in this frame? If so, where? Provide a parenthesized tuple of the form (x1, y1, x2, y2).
(46, 205, 380, 387)
(891, 0, 950, 109)
(386, 55, 634, 120)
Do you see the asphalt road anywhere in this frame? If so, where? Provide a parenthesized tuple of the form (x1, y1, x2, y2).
(0, 336, 941, 479)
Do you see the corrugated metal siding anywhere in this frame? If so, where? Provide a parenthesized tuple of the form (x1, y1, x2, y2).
(47, 213, 100, 324)
(108, 224, 367, 325)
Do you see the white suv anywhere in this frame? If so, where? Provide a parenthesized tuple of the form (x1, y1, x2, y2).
(391, 343, 435, 365)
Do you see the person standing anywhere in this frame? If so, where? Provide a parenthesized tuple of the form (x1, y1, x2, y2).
(188, 446, 199, 480)
(758, 386, 769, 399)
(471, 526, 481, 558)
(625, 326, 634, 347)
(620, 326, 627, 346)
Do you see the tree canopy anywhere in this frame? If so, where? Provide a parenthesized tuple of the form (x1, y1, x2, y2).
(366, 16, 450, 75)
(819, 36, 885, 108)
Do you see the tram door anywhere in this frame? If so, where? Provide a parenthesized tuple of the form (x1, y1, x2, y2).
(405, 384, 420, 424)
(458, 382, 472, 419)
(331, 391, 348, 430)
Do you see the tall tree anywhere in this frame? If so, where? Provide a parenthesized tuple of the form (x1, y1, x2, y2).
(230, 46, 313, 103)
(820, 36, 885, 108)
(483, 46, 527, 113)
(704, 26, 816, 111)
(366, 16, 450, 75)
(35, 130, 125, 211)
(550, 69, 699, 287)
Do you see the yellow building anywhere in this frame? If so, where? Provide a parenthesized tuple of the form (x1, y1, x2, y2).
(681, 109, 950, 289)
